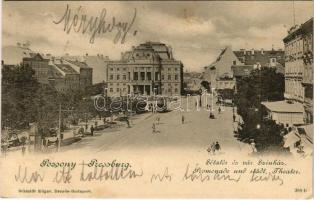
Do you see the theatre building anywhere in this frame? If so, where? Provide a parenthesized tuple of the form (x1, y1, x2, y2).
(106, 42, 184, 97)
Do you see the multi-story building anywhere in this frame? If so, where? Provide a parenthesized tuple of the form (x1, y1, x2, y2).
(63, 54, 109, 84)
(202, 46, 285, 91)
(65, 60, 93, 90)
(48, 59, 80, 93)
(233, 48, 285, 74)
(23, 53, 50, 84)
(48, 58, 93, 93)
(106, 42, 184, 97)
(203, 46, 242, 89)
(2, 44, 93, 92)
(283, 17, 313, 123)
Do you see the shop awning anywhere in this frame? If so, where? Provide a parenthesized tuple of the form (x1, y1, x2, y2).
(261, 101, 304, 113)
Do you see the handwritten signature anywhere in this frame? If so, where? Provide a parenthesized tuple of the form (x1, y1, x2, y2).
(53, 4, 137, 44)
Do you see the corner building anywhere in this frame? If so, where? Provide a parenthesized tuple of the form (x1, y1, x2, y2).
(283, 18, 313, 123)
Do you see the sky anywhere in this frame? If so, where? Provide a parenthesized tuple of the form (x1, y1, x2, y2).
(2, 1, 314, 72)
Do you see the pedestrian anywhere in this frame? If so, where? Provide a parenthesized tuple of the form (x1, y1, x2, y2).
(209, 112, 215, 119)
(208, 142, 216, 155)
(233, 114, 236, 122)
(211, 142, 216, 153)
(21, 145, 26, 156)
(152, 123, 156, 133)
(85, 124, 88, 132)
(218, 107, 221, 114)
(182, 115, 185, 124)
(215, 141, 221, 151)
(91, 125, 94, 136)
(250, 139, 257, 153)
(156, 116, 160, 125)
(126, 118, 130, 128)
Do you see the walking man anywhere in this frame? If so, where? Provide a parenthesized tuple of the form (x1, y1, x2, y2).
(91, 125, 94, 136)
(152, 123, 156, 133)
(233, 114, 236, 122)
(126, 117, 130, 128)
(215, 141, 221, 152)
(218, 107, 221, 114)
(182, 115, 185, 124)
(156, 116, 160, 125)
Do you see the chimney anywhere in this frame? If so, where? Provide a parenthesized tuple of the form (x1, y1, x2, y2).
(251, 48, 254, 55)
(261, 48, 264, 55)
(243, 49, 246, 55)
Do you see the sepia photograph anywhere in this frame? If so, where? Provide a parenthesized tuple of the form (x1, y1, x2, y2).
(0, 1, 313, 198)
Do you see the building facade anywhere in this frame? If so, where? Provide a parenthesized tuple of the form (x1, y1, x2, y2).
(202, 46, 285, 91)
(65, 60, 93, 90)
(21, 54, 93, 93)
(48, 59, 80, 93)
(203, 46, 242, 89)
(283, 17, 313, 123)
(23, 53, 50, 84)
(47, 58, 93, 93)
(106, 42, 184, 97)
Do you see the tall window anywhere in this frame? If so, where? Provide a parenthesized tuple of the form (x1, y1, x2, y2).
(110, 75, 113, 80)
(155, 72, 159, 80)
(134, 72, 138, 80)
(140, 72, 145, 80)
(168, 75, 171, 80)
(123, 75, 126, 80)
(147, 72, 151, 80)
(175, 74, 178, 80)
(117, 75, 120, 80)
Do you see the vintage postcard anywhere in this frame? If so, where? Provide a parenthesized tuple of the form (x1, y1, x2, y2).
(0, 1, 313, 198)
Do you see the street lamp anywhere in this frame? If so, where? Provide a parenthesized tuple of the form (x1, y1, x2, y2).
(57, 104, 75, 152)
(153, 88, 157, 113)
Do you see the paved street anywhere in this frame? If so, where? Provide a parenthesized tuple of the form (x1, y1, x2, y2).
(61, 96, 251, 155)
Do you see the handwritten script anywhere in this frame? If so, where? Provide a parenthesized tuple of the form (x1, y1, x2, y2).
(13, 159, 302, 187)
(53, 4, 137, 44)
